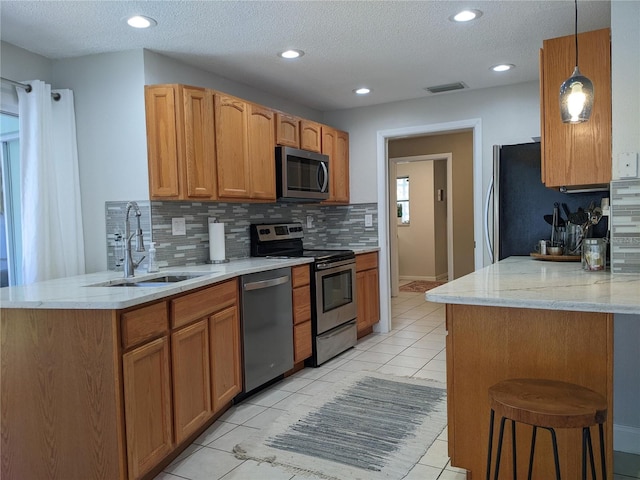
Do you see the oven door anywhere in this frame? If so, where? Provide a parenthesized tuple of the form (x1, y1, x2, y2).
(314, 259, 357, 335)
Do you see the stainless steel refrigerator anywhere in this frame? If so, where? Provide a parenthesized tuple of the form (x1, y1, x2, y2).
(485, 142, 608, 262)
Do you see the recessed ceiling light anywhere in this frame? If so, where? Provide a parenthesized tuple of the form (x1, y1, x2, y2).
(491, 64, 515, 72)
(278, 49, 305, 59)
(450, 9, 483, 22)
(353, 88, 371, 95)
(126, 15, 157, 28)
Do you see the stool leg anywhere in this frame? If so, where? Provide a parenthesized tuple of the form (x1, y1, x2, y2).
(548, 428, 562, 480)
(494, 417, 507, 480)
(486, 409, 495, 480)
(598, 423, 607, 479)
(585, 427, 597, 479)
(511, 420, 518, 480)
(582, 427, 588, 480)
(527, 426, 538, 480)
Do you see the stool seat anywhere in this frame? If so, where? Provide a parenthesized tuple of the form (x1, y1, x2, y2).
(489, 378, 607, 429)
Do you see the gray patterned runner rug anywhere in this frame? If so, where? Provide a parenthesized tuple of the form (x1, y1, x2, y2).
(234, 371, 447, 480)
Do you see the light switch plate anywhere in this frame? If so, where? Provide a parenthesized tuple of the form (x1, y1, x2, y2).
(618, 152, 639, 178)
(365, 214, 373, 227)
(172, 217, 186, 235)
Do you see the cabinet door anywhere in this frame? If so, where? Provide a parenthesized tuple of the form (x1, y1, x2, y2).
(145, 85, 180, 198)
(334, 130, 350, 203)
(356, 270, 368, 335)
(182, 86, 216, 199)
(248, 104, 276, 200)
(541, 28, 611, 188)
(171, 319, 212, 445)
(321, 126, 337, 201)
(215, 94, 250, 198)
(365, 268, 380, 327)
(123, 336, 173, 480)
(300, 120, 322, 152)
(210, 305, 242, 413)
(294, 320, 312, 363)
(275, 113, 300, 147)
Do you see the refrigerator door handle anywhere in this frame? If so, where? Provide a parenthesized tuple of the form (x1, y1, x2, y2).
(484, 177, 494, 263)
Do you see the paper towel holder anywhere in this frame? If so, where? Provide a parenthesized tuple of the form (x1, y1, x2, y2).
(207, 217, 230, 264)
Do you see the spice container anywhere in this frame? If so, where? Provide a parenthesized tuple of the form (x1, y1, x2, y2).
(582, 238, 606, 271)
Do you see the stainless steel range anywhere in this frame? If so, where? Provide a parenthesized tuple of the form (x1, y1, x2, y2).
(250, 222, 357, 366)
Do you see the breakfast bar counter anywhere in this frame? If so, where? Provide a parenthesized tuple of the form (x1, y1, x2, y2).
(426, 257, 639, 480)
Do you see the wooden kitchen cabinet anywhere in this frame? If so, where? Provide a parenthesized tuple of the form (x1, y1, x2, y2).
(145, 84, 216, 200)
(171, 319, 213, 445)
(300, 119, 322, 152)
(355, 252, 380, 338)
(275, 112, 300, 147)
(540, 28, 611, 189)
(322, 126, 350, 204)
(291, 264, 312, 363)
(123, 336, 174, 480)
(215, 93, 276, 201)
(210, 305, 242, 411)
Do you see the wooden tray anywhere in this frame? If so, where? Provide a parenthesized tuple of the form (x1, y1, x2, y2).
(530, 253, 581, 262)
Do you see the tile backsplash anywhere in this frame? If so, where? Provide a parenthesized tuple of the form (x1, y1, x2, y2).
(610, 179, 640, 274)
(105, 201, 378, 270)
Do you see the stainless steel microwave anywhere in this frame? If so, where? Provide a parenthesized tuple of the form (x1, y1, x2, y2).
(276, 146, 329, 202)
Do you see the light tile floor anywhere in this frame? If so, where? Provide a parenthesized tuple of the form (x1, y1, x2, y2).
(156, 289, 639, 480)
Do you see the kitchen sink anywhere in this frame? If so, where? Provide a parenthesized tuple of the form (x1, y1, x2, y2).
(88, 274, 211, 288)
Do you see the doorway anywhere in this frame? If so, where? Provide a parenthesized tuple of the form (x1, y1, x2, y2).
(374, 119, 483, 334)
(388, 154, 453, 297)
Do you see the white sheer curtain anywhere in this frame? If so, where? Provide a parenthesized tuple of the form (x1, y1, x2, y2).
(18, 80, 85, 283)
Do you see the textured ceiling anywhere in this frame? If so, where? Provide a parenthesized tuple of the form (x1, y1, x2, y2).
(0, 1, 611, 111)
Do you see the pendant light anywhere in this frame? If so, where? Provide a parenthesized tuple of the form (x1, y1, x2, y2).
(559, 0, 594, 123)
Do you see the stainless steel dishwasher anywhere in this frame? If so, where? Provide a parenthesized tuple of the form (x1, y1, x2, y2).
(240, 267, 293, 393)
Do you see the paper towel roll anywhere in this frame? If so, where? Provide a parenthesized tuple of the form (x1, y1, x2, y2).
(209, 222, 226, 261)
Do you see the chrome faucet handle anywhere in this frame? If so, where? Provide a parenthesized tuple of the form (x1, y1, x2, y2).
(133, 256, 146, 269)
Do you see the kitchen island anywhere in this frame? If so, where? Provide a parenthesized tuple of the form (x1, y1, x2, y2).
(426, 257, 639, 480)
(0, 258, 313, 480)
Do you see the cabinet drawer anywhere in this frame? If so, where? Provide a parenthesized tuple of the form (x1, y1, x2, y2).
(171, 279, 238, 329)
(291, 264, 310, 288)
(292, 286, 311, 325)
(356, 252, 378, 272)
(121, 302, 169, 349)
(294, 320, 312, 363)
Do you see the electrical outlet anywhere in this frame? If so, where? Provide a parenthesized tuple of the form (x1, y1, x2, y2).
(172, 217, 186, 235)
(306, 215, 313, 228)
(365, 214, 373, 227)
(618, 152, 639, 178)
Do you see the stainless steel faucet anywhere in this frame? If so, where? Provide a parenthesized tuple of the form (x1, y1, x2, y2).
(123, 201, 145, 278)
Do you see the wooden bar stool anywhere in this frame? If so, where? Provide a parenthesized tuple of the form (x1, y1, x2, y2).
(486, 378, 607, 480)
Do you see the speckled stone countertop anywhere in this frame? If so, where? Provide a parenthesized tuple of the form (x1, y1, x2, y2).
(0, 257, 313, 310)
(426, 256, 640, 315)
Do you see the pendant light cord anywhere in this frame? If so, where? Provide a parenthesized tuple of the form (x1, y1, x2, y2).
(574, 0, 579, 67)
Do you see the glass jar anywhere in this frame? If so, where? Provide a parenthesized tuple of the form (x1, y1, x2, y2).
(582, 238, 607, 271)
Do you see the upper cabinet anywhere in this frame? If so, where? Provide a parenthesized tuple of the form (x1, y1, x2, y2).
(145, 84, 216, 200)
(300, 120, 322, 153)
(214, 94, 276, 201)
(322, 126, 350, 204)
(275, 113, 300, 148)
(540, 28, 611, 189)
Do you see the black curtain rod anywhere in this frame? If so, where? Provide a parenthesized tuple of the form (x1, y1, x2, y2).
(1, 76, 61, 101)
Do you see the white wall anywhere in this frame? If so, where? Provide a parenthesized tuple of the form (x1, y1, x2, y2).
(324, 80, 541, 266)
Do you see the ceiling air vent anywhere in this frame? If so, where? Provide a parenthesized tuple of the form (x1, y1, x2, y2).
(424, 82, 467, 94)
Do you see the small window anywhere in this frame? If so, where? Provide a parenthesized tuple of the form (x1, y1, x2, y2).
(396, 177, 410, 225)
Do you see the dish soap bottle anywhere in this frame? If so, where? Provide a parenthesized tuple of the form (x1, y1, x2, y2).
(147, 242, 159, 273)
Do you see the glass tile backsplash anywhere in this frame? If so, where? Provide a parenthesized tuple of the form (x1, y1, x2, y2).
(105, 201, 378, 270)
(611, 179, 640, 274)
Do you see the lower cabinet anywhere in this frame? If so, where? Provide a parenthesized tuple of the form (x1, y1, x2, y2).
(122, 336, 174, 480)
(356, 252, 380, 338)
(291, 264, 312, 363)
(121, 278, 241, 480)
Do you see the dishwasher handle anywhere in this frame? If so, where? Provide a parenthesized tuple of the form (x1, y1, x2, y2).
(243, 275, 290, 291)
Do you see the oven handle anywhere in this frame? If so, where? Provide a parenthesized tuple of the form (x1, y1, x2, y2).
(315, 259, 355, 270)
(243, 275, 290, 291)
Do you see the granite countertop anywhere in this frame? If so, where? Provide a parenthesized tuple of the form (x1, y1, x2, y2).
(426, 256, 640, 315)
(0, 257, 313, 310)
